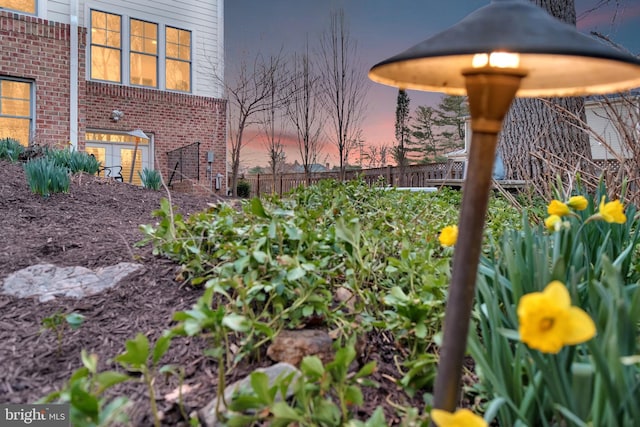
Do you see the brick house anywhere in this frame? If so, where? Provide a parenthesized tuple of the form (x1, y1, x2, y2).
(0, 0, 226, 193)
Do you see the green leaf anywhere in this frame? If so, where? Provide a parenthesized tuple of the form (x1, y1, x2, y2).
(115, 333, 150, 368)
(553, 404, 588, 427)
(94, 371, 131, 394)
(415, 323, 427, 339)
(344, 384, 363, 406)
(249, 371, 273, 404)
(302, 305, 314, 317)
(300, 356, 325, 378)
(98, 396, 130, 425)
(497, 328, 520, 341)
(250, 198, 269, 218)
(65, 313, 85, 330)
(271, 401, 303, 422)
(483, 397, 506, 423)
(222, 314, 251, 332)
(364, 407, 387, 427)
(252, 250, 268, 264)
(69, 366, 90, 384)
(152, 333, 173, 365)
(70, 382, 99, 421)
(81, 350, 98, 374)
(225, 413, 262, 427)
(287, 267, 305, 281)
(354, 361, 376, 379)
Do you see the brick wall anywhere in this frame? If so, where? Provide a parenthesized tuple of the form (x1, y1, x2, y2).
(85, 82, 227, 192)
(1, 11, 226, 195)
(0, 11, 86, 146)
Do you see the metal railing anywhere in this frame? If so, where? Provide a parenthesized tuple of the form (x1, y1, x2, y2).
(167, 141, 200, 187)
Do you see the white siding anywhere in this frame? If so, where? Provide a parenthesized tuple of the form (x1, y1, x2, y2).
(586, 99, 637, 160)
(47, 0, 70, 23)
(44, 0, 223, 98)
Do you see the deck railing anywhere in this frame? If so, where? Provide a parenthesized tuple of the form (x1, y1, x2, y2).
(237, 161, 468, 198)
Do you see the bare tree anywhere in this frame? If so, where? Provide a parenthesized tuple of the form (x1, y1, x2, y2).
(222, 53, 288, 196)
(499, 0, 593, 195)
(317, 9, 368, 180)
(259, 55, 291, 192)
(379, 144, 390, 167)
(287, 41, 325, 185)
(362, 143, 391, 168)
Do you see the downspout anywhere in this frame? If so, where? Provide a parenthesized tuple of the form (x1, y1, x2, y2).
(69, 0, 79, 150)
(218, 0, 228, 194)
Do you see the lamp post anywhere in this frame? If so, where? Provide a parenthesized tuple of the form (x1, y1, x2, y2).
(127, 129, 149, 184)
(369, 0, 640, 416)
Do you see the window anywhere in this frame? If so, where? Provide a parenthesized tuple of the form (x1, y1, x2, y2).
(166, 27, 191, 92)
(0, 0, 35, 14)
(88, 11, 192, 93)
(130, 19, 158, 87)
(91, 10, 121, 83)
(0, 79, 32, 147)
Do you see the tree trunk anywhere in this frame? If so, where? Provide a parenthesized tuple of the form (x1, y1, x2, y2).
(498, 0, 593, 195)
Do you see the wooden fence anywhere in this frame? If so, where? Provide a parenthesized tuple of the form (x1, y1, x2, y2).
(234, 161, 470, 198)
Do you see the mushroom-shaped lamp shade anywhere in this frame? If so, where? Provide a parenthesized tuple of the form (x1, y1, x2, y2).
(127, 129, 149, 140)
(369, 0, 640, 97)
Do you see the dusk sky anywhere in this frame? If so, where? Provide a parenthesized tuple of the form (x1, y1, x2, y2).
(225, 0, 640, 168)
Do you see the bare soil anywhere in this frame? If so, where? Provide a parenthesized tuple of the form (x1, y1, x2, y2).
(0, 160, 425, 425)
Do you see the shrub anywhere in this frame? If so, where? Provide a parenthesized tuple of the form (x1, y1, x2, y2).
(236, 179, 251, 197)
(46, 148, 101, 174)
(23, 157, 70, 197)
(0, 138, 25, 162)
(138, 168, 162, 190)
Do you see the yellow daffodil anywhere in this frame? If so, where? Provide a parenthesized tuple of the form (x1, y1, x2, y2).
(439, 225, 458, 247)
(517, 281, 596, 354)
(598, 196, 626, 224)
(431, 408, 487, 427)
(567, 195, 588, 211)
(544, 215, 561, 232)
(548, 199, 570, 217)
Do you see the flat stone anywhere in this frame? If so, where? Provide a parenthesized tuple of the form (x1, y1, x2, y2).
(1, 263, 144, 302)
(199, 362, 300, 427)
(266, 329, 334, 366)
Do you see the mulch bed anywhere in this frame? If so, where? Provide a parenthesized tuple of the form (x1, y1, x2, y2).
(0, 160, 425, 425)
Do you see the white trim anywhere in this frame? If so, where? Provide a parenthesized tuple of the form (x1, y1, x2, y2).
(70, 0, 79, 150)
(0, 76, 35, 146)
(217, 0, 224, 97)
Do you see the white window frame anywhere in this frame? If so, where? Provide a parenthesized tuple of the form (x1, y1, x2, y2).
(129, 18, 159, 88)
(87, 7, 193, 94)
(165, 26, 192, 93)
(0, 76, 35, 146)
(89, 9, 123, 84)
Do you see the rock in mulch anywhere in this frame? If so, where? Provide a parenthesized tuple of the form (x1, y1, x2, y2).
(266, 329, 334, 366)
(199, 362, 301, 427)
(1, 262, 144, 302)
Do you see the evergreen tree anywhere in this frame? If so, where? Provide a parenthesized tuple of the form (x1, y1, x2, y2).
(434, 95, 468, 153)
(394, 89, 411, 184)
(410, 105, 438, 163)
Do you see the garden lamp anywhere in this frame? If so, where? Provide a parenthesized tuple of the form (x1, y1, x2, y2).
(369, 0, 640, 416)
(127, 129, 149, 184)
